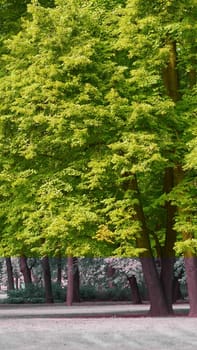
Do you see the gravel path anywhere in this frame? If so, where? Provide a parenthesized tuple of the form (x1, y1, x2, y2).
(0, 316, 197, 350)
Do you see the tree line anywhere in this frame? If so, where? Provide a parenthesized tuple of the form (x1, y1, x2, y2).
(0, 0, 197, 316)
(0, 257, 185, 305)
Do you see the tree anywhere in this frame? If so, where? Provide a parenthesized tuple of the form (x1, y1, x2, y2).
(0, 0, 196, 316)
(5, 257, 14, 290)
(105, 258, 142, 303)
(85, 0, 197, 315)
(19, 256, 32, 287)
(66, 257, 80, 305)
(0, 0, 107, 259)
(41, 256, 54, 303)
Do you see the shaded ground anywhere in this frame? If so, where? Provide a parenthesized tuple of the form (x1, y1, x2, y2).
(0, 303, 196, 350)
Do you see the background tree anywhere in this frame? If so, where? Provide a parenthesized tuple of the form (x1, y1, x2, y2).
(105, 258, 143, 303)
(5, 257, 14, 290)
(41, 256, 54, 303)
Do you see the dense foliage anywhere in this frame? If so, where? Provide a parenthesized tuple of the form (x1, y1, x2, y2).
(0, 0, 196, 316)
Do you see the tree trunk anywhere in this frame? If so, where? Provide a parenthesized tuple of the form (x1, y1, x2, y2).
(19, 256, 32, 287)
(160, 167, 177, 312)
(172, 276, 182, 303)
(5, 257, 15, 290)
(15, 276, 19, 290)
(159, 41, 181, 313)
(184, 257, 197, 316)
(128, 175, 171, 316)
(160, 257, 174, 311)
(73, 257, 80, 303)
(66, 256, 74, 306)
(141, 257, 171, 316)
(163, 41, 180, 102)
(41, 257, 54, 303)
(127, 275, 142, 304)
(107, 265, 115, 288)
(56, 257, 62, 285)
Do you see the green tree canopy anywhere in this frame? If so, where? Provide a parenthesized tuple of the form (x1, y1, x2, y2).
(0, 0, 197, 316)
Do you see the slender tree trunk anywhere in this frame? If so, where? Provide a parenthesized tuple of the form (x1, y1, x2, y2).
(41, 257, 54, 303)
(19, 256, 32, 287)
(15, 276, 19, 290)
(5, 257, 15, 290)
(159, 41, 181, 313)
(160, 167, 177, 313)
(107, 265, 115, 288)
(163, 41, 180, 102)
(127, 275, 142, 304)
(66, 256, 74, 306)
(56, 257, 62, 285)
(73, 257, 80, 303)
(172, 276, 182, 303)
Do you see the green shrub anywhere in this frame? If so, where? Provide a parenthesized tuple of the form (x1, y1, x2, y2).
(6, 297, 25, 304)
(96, 288, 131, 301)
(80, 285, 131, 301)
(52, 283, 66, 302)
(7, 284, 45, 304)
(6, 283, 67, 304)
(80, 285, 97, 301)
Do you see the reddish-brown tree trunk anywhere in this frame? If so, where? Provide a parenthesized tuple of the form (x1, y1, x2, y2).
(41, 257, 54, 303)
(127, 275, 142, 304)
(107, 265, 115, 288)
(160, 257, 174, 311)
(19, 256, 32, 287)
(140, 257, 171, 316)
(184, 257, 197, 316)
(5, 257, 15, 290)
(56, 257, 62, 285)
(73, 257, 80, 303)
(129, 175, 171, 316)
(172, 276, 182, 303)
(66, 256, 74, 306)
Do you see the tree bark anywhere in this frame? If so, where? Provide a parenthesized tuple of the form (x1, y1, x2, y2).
(15, 276, 19, 290)
(184, 257, 197, 316)
(107, 265, 115, 288)
(41, 256, 54, 303)
(5, 257, 15, 290)
(66, 256, 74, 306)
(172, 275, 182, 303)
(127, 175, 171, 316)
(159, 41, 181, 313)
(73, 257, 80, 303)
(163, 41, 180, 102)
(127, 275, 142, 304)
(56, 257, 62, 285)
(160, 167, 177, 312)
(19, 256, 32, 287)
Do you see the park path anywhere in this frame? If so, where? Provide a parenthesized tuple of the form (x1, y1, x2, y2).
(0, 314, 197, 350)
(0, 302, 189, 319)
(0, 302, 195, 350)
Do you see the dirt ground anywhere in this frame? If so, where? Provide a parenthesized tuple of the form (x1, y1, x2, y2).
(0, 303, 196, 350)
